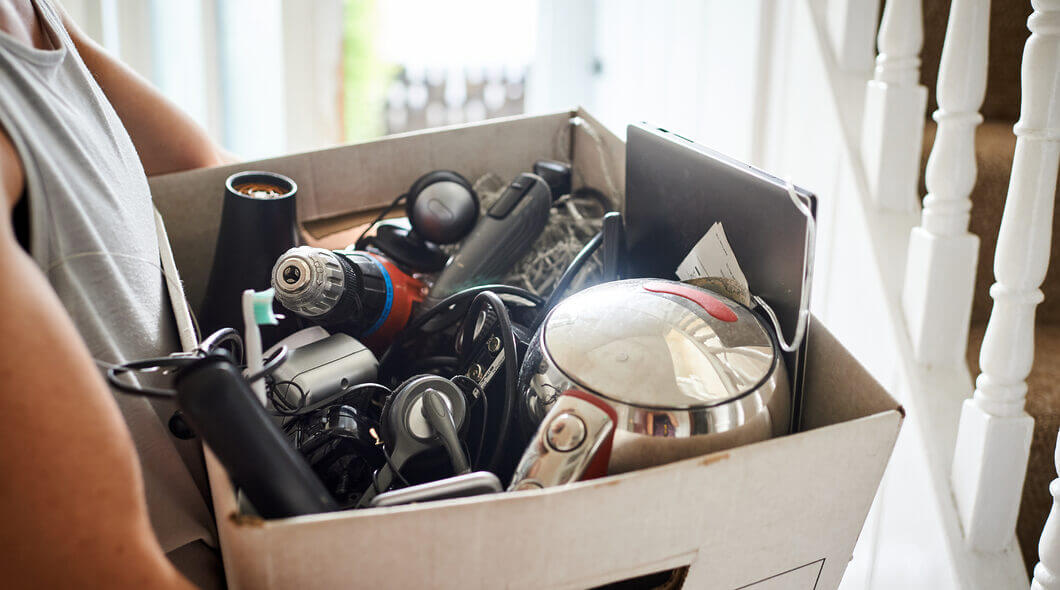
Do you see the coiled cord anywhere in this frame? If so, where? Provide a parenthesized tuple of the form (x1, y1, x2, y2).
(457, 291, 518, 473)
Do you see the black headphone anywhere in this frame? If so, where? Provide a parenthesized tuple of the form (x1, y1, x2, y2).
(369, 171, 479, 272)
(356, 374, 470, 506)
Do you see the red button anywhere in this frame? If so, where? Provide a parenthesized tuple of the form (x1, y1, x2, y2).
(644, 281, 738, 322)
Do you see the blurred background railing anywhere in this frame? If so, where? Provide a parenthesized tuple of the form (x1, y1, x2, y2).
(62, 0, 769, 163)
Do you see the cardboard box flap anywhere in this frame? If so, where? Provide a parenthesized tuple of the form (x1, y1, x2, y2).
(150, 109, 623, 311)
(570, 107, 625, 211)
(800, 319, 903, 430)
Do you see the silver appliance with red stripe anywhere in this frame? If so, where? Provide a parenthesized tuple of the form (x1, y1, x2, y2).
(511, 279, 790, 489)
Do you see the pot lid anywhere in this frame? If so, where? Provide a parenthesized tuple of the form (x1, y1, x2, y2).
(542, 279, 777, 409)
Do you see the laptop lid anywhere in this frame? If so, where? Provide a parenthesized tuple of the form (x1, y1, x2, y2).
(623, 123, 817, 431)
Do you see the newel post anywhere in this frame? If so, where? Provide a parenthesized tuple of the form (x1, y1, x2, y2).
(951, 0, 1060, 553)
(901, 0, 990, 367)
(860, 0, 928, 212)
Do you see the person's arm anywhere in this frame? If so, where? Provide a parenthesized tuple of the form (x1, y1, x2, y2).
(0, 129, 193, 588)
(56, 8, 235, 175)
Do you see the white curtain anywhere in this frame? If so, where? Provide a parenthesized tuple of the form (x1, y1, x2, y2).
(62, 0, 343, 160)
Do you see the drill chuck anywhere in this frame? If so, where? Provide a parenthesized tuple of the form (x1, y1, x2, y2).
(272, 247, 347, 318)
(271, 246, 425, 348)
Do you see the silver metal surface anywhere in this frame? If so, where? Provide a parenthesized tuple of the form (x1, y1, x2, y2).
(271, 246, 345, 317)
(278, 257, 312, 291)
(509, 395, 615, 490)
(521, 279, 790, 473)
(542, 279, 776, 408)
(486, 336, 502, 353)
(466, 364, 483, 380)
(546, 412, 587, 452)
(368, 471, 502, 508)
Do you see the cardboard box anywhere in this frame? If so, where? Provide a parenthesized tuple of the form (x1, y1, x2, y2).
(150, 109, 903, 589)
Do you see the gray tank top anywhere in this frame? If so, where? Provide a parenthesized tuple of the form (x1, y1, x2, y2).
(0, 0, 215, 557)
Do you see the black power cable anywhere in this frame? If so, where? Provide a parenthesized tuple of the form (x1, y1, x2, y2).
(536, 230, 604, 327)
(267, 382, 392, 417)
(353, 193, 407, 250)
(105, 328, 259, 398)
(377, 283, 541, 370)
(457, 291, 518, 473)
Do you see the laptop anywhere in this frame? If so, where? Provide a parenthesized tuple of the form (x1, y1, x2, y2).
(623, 123, 817, 432)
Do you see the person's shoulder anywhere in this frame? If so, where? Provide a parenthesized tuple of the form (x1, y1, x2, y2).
(0, 123, 25, 213)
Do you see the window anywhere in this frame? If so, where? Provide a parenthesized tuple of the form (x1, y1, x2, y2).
(64, 1, 767, 163)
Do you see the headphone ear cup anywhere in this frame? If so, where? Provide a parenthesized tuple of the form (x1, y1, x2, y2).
(404, 171, 479, 244)
(379, 379, 408, 447)
(379, 374, 469, 447)
(405, 170, 476, 214)
(379, 374, 427, 447)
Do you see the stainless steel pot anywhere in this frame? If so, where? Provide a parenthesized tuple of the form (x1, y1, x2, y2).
(517, 278, 790, 475)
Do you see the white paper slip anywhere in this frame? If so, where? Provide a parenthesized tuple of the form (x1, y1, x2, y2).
(676, 222, 750, 293)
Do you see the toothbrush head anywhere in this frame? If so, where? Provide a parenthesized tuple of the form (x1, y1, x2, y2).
(250, 288, 283, 326)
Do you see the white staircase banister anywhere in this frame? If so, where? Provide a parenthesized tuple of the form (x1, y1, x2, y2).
(900, 0, 989, 367)
(952, 0, 1060, 554)
(860, 0, 928, 212)
(874, 0, 923, 85)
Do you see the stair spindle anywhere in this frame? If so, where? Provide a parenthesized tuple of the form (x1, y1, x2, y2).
(1033, 429, 1060, 590)
(860, 0, 928, 212)
(951, 0, 1060, 553)
(901, 0, 989, 366)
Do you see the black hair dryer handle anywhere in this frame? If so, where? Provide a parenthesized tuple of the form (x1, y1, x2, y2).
(174, 356, 338, 519)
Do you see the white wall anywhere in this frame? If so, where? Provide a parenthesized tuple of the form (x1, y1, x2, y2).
(376, 0, 537, 70)
(529, 0, 767, 163)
